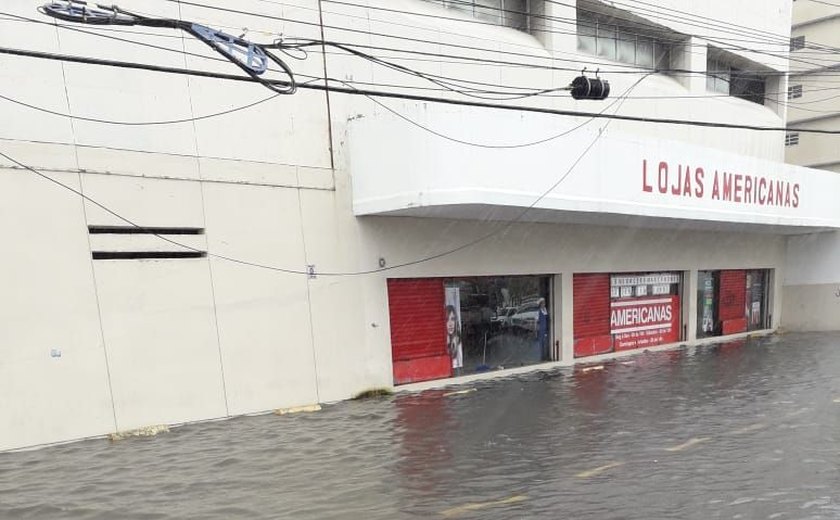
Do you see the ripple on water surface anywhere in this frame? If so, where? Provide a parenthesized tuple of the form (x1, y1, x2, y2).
(2, 332, 840, 519)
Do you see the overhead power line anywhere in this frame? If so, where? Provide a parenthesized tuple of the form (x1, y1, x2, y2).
(0, 74, 645, 277)
(0, 45, 833, 134)
(321, 0, 839, 70)
(159, 0, 823, 76)
(38, 0, 298, 94)
(0, 91, 284, 126)
(13, 5, 840, 88)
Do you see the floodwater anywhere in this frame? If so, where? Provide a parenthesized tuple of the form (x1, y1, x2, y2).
(3, 332, 840, 519)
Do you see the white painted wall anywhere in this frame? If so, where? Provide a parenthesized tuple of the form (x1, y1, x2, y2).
(786, 231, 840, 286)
(0, 0, 801, 451)
(349, 111, 839, 230)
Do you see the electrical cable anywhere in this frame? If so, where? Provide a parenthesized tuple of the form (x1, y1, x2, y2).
(5, 68, 840, 129)
(0, 91, 282, 126)
(37, 0, 298, 94)
(256, 0, 840, 65)
(158, 0, 820, 78)
(0, 75, 646, 277)
(4, 45, 840, 134)
(10, 6, 840, 88)
(0, 76, 647, 277)
(331, 0, 838, 65)
(288, 39, 840, 113)
(339, 71, 646, 148)
(0, 149, 310, 276)
(324, 0, 838, 71)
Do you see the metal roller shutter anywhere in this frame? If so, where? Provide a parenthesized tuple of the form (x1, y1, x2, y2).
(573, 273, 613, 357)
(387, 279, 451, 384)
(719, 270, 747, 335)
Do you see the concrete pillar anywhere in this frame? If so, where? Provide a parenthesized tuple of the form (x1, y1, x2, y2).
(538, 0, 577, 53)
(770, 267, 782, 329)
(683, 270, 698, 342)
(675, 36, 708, 93)
(558, 272, 575, 363)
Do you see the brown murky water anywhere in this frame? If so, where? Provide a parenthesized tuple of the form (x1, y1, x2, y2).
(2, 332, 840, 519)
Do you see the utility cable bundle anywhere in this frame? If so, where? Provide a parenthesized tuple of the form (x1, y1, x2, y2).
(40, 0, 297, 94)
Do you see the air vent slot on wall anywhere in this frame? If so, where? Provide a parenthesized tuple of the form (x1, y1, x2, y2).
(88, 226, 205, 235)
(92, 251, 207, 260)
(88, 225, 207, 260)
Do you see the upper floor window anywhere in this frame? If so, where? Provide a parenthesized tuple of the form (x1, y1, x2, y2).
(788, 84, 803, 100)
(430, 0, 530, 31)
(790, 35, 805, 51)
(576, 10, 673, 70)
(707, 51, 766, 106)
(785, 132, 800, 146)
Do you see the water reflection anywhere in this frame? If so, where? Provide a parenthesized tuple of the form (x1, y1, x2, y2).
(2, 333, 840, 519)
(394, 391, 455, 498)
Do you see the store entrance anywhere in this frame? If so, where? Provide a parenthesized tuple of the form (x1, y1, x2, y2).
(445, 276, 552, 374)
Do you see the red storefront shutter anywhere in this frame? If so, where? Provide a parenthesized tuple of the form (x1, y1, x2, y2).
(387, 279, 451, 385)
(573, 273, 613, 358)
(719, 270, 747, 335)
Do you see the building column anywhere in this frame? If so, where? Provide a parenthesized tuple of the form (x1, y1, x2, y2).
(770, 267, 782, 329)
(537, 1, 577, 53)
(557, 272, 575, 363)
(675, 36, 708, 93)
(683, 270, 698, 342)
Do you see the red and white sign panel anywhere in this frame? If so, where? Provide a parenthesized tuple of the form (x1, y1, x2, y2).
(610, 296, 681, 351)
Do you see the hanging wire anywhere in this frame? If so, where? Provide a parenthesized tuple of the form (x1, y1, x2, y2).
(39, 0, 297, 94)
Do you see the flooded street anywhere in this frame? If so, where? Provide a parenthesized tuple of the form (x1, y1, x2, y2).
(3, 332, 840, 519)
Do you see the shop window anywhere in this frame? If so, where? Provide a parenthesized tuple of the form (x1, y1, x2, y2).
(696, 270, 719, 338)
(609, 272, 682, 352)
(696, 269, 770, 339)
(573, 271, 682, 358)
(444, 275, 552, 374)
(746, 270, 770, 331)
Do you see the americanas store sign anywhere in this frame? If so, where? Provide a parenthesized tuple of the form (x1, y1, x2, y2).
(642, 160, 800, 208)
(610, 296, 681, 351)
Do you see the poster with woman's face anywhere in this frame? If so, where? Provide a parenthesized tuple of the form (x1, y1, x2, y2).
(444, 286, 463, 370)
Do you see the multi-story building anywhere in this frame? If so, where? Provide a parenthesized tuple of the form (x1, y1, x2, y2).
(2, 0, 838, 451)
(787, 0, 840, 171)
(782, 0, 840, 333)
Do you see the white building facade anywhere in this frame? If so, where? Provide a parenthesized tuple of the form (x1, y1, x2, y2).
(781, 0, 840, 333)
(1, 0, 835, 452)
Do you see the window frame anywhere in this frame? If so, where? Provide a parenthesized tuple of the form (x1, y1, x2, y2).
(436, 0, 531, 32)
(706, 50, 767, 106)
(576, 11, 674, 71)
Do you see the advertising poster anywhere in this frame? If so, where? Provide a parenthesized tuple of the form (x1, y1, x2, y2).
(701, 275, 715, 335)
(610, 296, 681, 351)
(748, 272, 764, 328)
(444, 286, 463, 370)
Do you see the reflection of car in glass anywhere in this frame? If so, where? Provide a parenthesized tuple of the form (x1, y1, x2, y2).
(510, 303, 540, 333)
(490, 307, 517, 332)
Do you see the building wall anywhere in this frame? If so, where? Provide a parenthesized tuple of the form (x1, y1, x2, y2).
(787, 0, 840, 169)
(782, 231, 840, 331)
(0, 0, 799, 451)
(783, 0, 840, 329)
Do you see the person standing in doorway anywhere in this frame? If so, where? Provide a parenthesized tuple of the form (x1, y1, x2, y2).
(536, 298, 550, 361)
